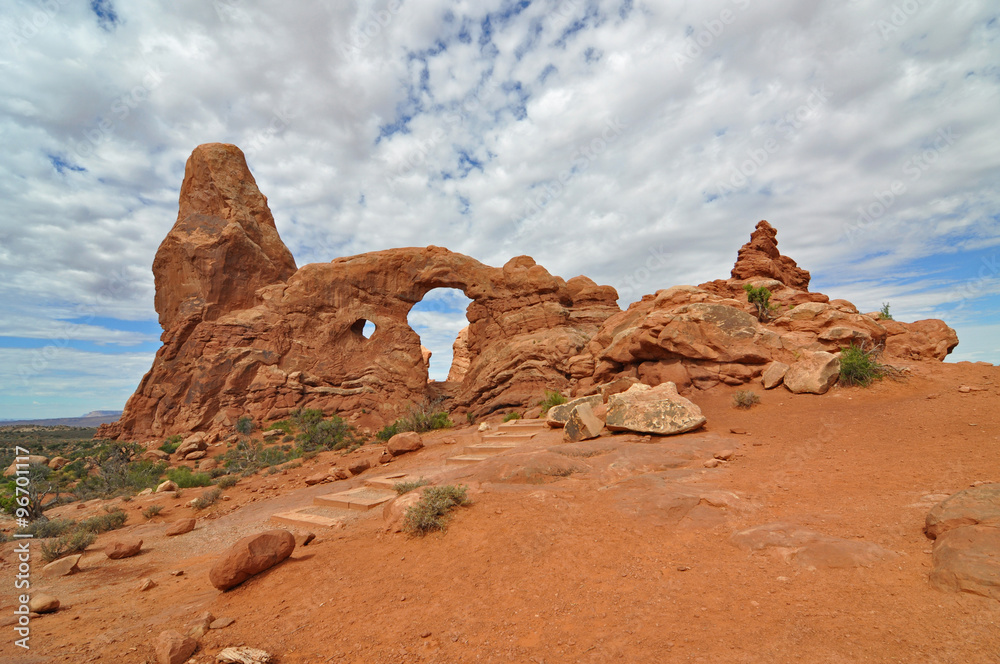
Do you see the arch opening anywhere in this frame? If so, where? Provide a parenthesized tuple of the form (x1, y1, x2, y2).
(351, 318, 376, 340)
(406, 288, 474, 382)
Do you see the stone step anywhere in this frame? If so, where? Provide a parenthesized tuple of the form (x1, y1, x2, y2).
(446, 454, 493, 466)
(313, 487, 396, 511)
(482, 433, 536, 445)
(270, 505, 352, 529)
(464, 443, 518, 456)
(498, 419, 548, 433)
(363, 472, 409, 489)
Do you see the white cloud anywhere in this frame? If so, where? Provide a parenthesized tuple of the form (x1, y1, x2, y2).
(1, 0, 998, 416)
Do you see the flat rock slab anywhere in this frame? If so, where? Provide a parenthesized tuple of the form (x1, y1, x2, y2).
(925, 483, 1000, 539)
(605, 383, 706, 436)
(546, 395, 603, 427)
(930, 525, 1000, 601)
(314, 487, 395, 511)
(733, 522, 893, 569)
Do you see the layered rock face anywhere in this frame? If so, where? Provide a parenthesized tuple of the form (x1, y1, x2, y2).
(572, 220, 958, 393)
(100, 144, 619, 440)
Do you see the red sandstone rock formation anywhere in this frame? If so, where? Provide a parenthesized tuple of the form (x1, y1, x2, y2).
(99, 144, 620, 441)
(100, 144, 959, 442)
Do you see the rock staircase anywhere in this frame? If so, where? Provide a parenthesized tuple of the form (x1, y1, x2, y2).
(271, 419, 549, 529)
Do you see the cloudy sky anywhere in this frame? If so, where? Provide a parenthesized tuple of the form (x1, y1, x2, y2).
(1, 0, 997, 420)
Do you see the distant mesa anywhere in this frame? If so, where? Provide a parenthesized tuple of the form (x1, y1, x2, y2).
(98, 142, 958, 442)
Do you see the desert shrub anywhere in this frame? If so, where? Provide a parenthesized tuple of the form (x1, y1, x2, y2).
(16, 517, 76, 539)
(166, 466, 213, 488)
(839, 344, 889, 387)
(41, 530, 96, 563)
(78, 508, 127, 533)
(403, 485, 471, 535)
(215, 475, 238, 489)
(192, 487, 222, 510)
(732, 390, 761, 409)
(465, 412, 475, 425)
(142, 504, 163, 519)
(393, 478, 430, 495)
(743, 283, 775, 322)
(223, 440, 298, 476)
(159, 435, 182, 455)
(72, 444, 166, 501)
(376, 421, 401, 442)
(879, 302, 893, 320)
(266, 420, 294, 436)
(235, 415, 255, 436)
(538, 389, 567, 415)
(297, 414, 361, 452)
(502, 412, 522, 422)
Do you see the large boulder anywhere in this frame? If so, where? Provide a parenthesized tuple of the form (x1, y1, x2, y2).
(546, 395, 602, 428)
(605, 383, 706, 436)
(563, 402, 604, 442)
(760, 361, 789, 389)
(929, 526, 1000, 600)
(783, 352, 840, 394)
(166, 518, 197, 537)
(386, 431, 423, 456)
(106, 538, 143, 560)
(3, 455, 48, 477)
(28, 594, 60, 613)
(209, 529, 295, 591)
(926, 484, 1000, 539)
(42, 554, 81, 577)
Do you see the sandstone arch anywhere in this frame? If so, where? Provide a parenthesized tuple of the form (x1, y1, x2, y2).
(100, 144, 620, 440)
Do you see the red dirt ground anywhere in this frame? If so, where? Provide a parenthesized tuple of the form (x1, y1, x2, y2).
(2, 360, 998, 663)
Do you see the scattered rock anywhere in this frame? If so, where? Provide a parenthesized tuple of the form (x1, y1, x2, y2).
(186, 611, 215, 639)
(729, 428, 748, 435)
(28, 594, 59, 614)
(184, 450, 207, 461)
(925, 483, 1000, 539)
(546, 395, 603, 428)
(295, 532, 315, 547)
(347, 459, 372, 475)
(3, 455, 47, 477)
(715, 450, 735, 461)
(379, 453, 393, 464)
(138, 488, 153, 496)
(156, 480, 178, 493)
(783, 352, 840, 395)
(478, 422, 492, 432)
(703, 459, 721, 468)
(383, 492, 423, 533)
(217, 646, 273, 663)
(563, 402, 604, 442)
(210, 617, 236, 630)
(387, 431, 423, 456)
(263, 429, 282, 439)
(329, 467, 349, 480)
(166, 518, 196, 536)
(170, 570, 184, 576)
(441, 437, 457, 445)
(155, 630, 197, 664)
(137, 578, 156, 591)
(48, 456, 69, 470)
(209, 529, 296, 591)
(605, 383, 706, 436)
(304, 473, 329, 486)
(199, 458, 218, 471)
(142, 450, 170, 462)
(760, 361, 789, 389)
(42, 554, 81, 577)
(105, 538, 143, 559)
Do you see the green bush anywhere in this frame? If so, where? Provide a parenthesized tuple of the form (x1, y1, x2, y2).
(879, 302, 893, 320)
(235, 415, 255, 435)
(166, 466, 213, 488)
(403, 485, 471, 535)
(743, 283, 775, 322)
(538, 389, 567, 415)
(297, 415, 361, 452)
(732, 390, 761, 409)
(72, 444, 166, 501)
(465, 412, 475, 425)
(78, 508, 127, 533)
(222, 441, 298, 476)
(393, 478, 430, 495)
(16, 518, 76, 539)
(839, 344, 889, 387)
(41, 530, 95, 563)
(266, 420, 294, 436)
(215, 475, 238, 489)
(376, 421, 401, 442)
(502, 412, 522, 422)
(142, 504, 163, 519)
(159, 435, 182, 455)
(192, 487, 222, 510)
